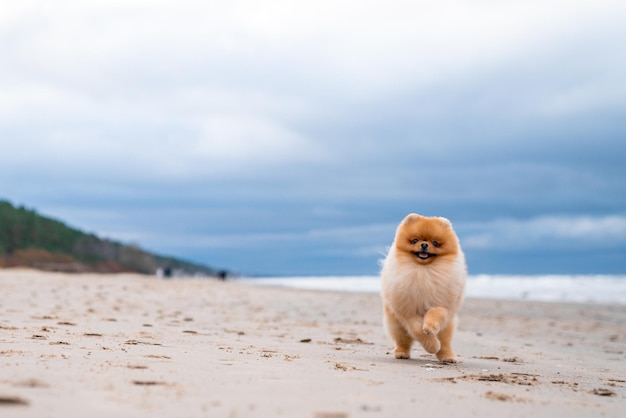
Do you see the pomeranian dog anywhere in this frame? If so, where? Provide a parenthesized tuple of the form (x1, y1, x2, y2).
(381, 213, 466, 363)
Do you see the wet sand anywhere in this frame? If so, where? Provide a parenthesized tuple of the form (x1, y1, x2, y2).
(1, 269, 624, 417)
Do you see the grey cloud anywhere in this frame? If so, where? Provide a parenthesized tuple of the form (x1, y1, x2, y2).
(2, 1, 625, 275)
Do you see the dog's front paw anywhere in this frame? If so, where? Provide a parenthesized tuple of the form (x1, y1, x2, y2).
(436, 345, 457, 363)
(422, 323, 440, 336)
(394, 349, 411, 360)
(420, 335, 441, 354)
(439, 356, 457, 364)
(436, 352, 457, 364)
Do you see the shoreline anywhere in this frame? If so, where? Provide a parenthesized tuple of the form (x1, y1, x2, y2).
(1, 269, 625, 417)
(240, 274, 626, 305)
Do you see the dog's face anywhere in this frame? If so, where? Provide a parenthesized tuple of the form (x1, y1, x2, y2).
(394, 214, 459, 265)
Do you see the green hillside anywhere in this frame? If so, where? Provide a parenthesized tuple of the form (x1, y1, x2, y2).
(0, 199, 222, 276)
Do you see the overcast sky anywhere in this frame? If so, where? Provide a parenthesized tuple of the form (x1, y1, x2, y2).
(1, 1, 625, 276)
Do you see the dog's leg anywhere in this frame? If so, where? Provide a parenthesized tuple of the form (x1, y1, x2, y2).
(412, 307, 450, 354)
(413, 327, 441, 353)
(436, 317, 457, 363)
(383, 305, 413, 359)
(401, 315, 440, 354)
(422, 306, 449, 336)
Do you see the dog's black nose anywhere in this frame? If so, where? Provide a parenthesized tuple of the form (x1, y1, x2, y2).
(421, 242, 429, 250)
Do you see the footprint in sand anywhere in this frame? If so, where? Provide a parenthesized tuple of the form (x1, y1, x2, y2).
(143, 354, 171, 359)
(442, 373, 539, 386)
(484, 391, 528, 403)
(590, 388, 616, 397)
(126, 365, 149, 370)
(132, 380, 167, 386)
(13, 379, 49, 388)
(0, 395, 29, 406)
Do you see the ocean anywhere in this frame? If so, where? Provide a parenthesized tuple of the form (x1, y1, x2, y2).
(240, 274, 626, 305)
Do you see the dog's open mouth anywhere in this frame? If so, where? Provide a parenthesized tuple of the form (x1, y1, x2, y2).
(414, 251, 435, 260)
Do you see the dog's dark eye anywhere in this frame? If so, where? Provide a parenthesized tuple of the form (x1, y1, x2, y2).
(432, 240, 441, 248)
(410, 238, 419, 245)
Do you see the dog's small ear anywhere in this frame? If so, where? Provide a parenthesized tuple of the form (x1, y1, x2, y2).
(437, 217, 452, 228)
(402, 213, 422, 224)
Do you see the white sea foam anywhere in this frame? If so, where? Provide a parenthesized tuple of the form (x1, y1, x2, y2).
(241, 274, 626, 305)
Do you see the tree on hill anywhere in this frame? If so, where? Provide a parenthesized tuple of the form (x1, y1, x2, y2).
(0, 199, 220, 276)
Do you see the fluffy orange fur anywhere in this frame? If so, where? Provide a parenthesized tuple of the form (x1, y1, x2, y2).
(381, 213, 467, 363)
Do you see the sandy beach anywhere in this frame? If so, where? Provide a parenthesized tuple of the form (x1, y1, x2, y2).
(0, 269, 624, 417)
